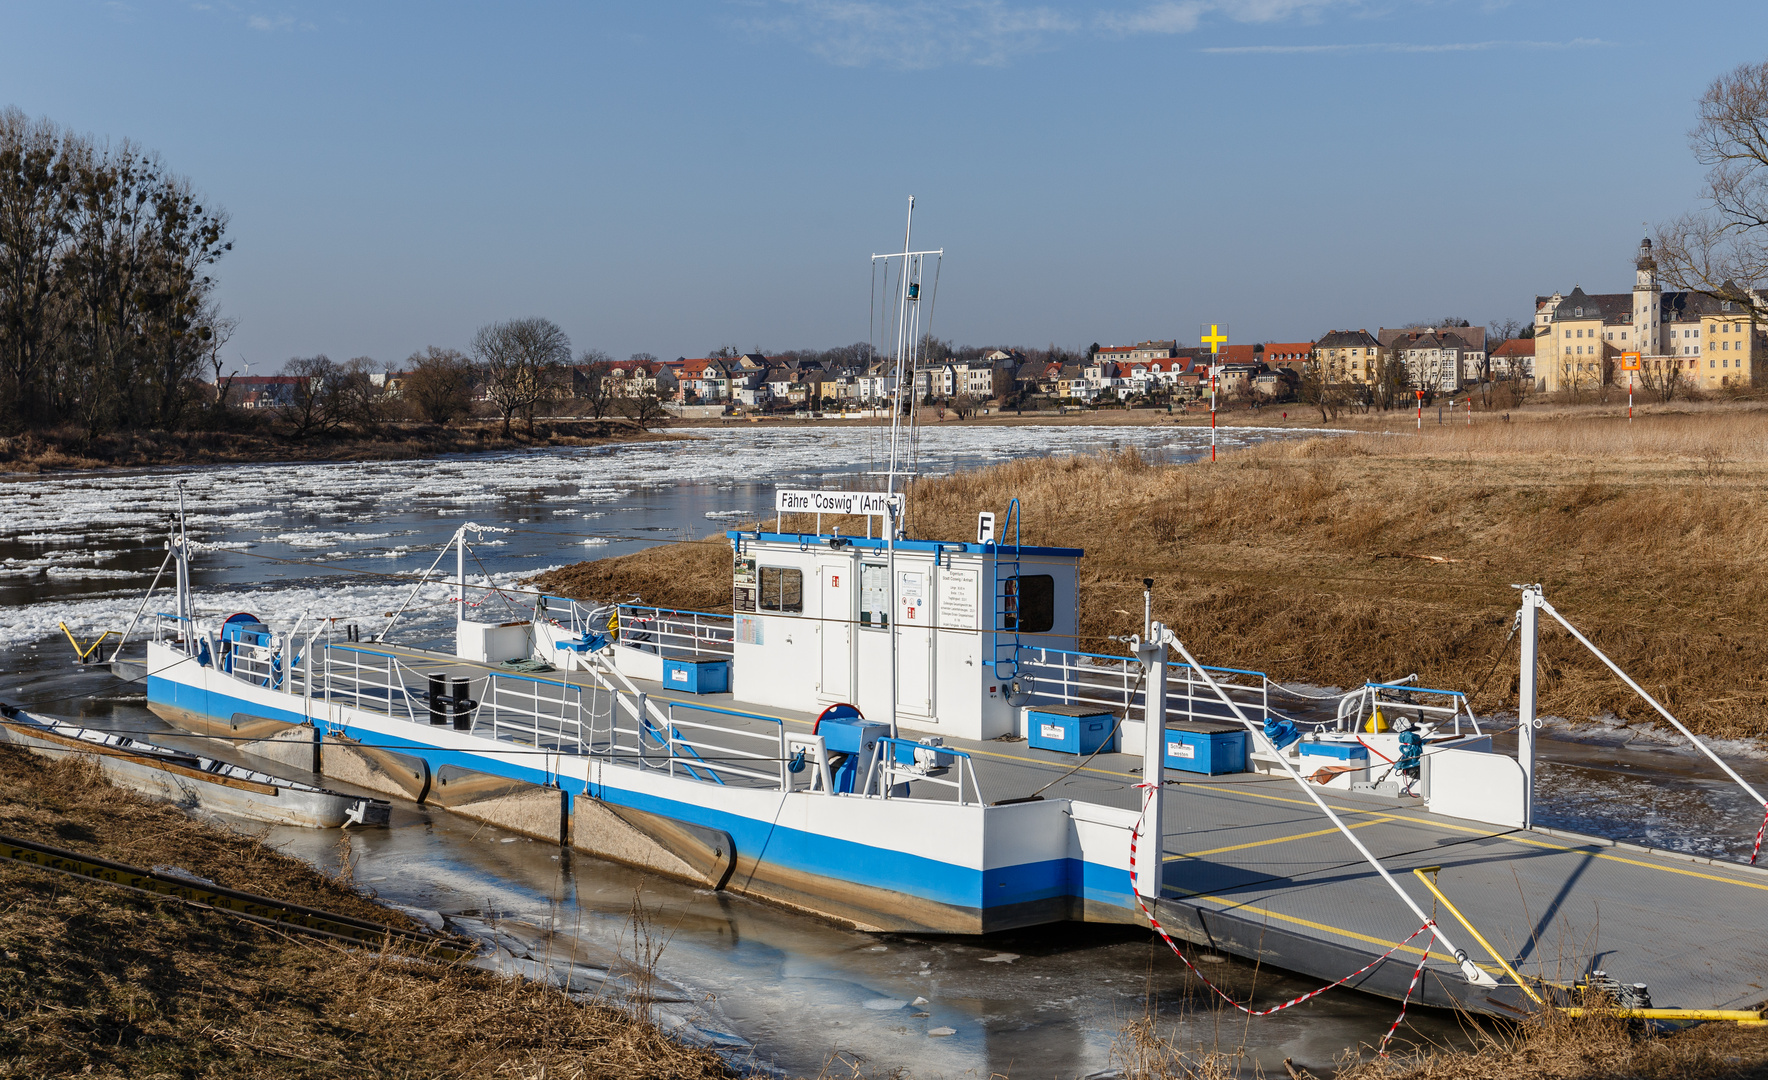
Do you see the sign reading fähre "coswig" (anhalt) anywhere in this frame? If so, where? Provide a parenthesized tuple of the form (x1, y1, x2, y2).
(774, 489, 903, 517)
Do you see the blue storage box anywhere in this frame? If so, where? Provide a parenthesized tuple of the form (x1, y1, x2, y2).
(662, 654, 730, 695)
(1298, 739, 1367, 762)
(1027, 706, 1118, 755)
(1162, 721, 1248, 775)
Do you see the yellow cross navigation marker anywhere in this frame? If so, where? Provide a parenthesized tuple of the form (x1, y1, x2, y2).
(1202, 325, 1228, 354)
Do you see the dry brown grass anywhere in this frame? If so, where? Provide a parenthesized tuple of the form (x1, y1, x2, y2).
(1111, 1004, 1768, 1080)
(0, 746, 733, 1079)
(537, 409, 1768, 741)
(1337, 1008, 1768, 1080)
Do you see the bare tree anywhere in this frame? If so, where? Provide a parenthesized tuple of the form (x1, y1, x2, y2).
(472, 317, 571, 436)
(1368, 347, 1409, 411)
(1656, 60, 1768, 329)
(402, 345, 475, 424)
(202, 310, 239, 421)
(278, 354, 342, 438)
(1635, 354, 1689, 403)
(1297, 359, 1344, 423)
(575, 348, 615, 420)
(334, 356, 389, 427)
(622, 390, 669, 430)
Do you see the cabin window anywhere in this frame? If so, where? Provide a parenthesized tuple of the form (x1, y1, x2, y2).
(860, 563, 889, 628)
(1004, 575, 1056, 635)
(759, 567, 802, 614)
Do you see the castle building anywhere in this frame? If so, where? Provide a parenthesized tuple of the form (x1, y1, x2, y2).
(1535, 239, 1760, 393)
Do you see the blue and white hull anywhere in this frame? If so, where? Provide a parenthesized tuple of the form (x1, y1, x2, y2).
(143, 638, 1143, 933)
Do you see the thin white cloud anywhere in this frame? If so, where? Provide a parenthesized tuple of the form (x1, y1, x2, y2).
(749, 0, 1078, 69)
(1201, 36, 1611, 54)
(745, 0, 1592, 68)
(1099, 1, 1357, 35)
(187, 2, 312, 33)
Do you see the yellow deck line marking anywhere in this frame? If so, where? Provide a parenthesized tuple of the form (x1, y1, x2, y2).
(1504, 836, 1768, 892)
(1164, 816, 1399, 861)
(1189, 784, 1768, 892)
(1177, 893, 1496, 971)
(386, 648, 1768, 893)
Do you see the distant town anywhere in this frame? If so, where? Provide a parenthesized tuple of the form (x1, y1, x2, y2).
(220, 237, 1763, 427)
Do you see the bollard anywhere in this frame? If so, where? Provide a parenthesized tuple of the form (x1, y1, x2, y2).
(451, 676, 473, 731)
(428, 673, 447, 725)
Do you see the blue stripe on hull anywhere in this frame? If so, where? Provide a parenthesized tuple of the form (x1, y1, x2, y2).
(152, 678, 1137, 921)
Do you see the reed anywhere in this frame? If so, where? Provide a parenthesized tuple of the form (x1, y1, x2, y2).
(537, 408, 1768, 742)
(1334, 1005, 1768, 1080)
(0, 746, 733, 1079)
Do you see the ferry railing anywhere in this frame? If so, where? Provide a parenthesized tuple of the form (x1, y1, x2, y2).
(312, 643, 595, 755)
(150, 612, 200, 654)
(537, 596, 615, 649)
(226, 639, 281, 690)
(862, 738, 982, 806)
(322, 645, 424, 723)
(474, 670, 588, 753)
(612, 604, 734, 661)
(662, 702, 783, 787)
(1337, 682, 1480, 738)
(1016, 646, 1269, 728)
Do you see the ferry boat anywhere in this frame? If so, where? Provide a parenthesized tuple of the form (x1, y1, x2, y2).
(100, 204, 1768, 1019)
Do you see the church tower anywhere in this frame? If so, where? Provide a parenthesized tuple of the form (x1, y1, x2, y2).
(1633, 238, 1662, 356)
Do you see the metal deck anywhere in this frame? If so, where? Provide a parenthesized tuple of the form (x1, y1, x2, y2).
(373, 643, 1768, 1014)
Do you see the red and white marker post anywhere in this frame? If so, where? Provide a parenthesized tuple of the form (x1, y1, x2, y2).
(1201, 323, 1228, 462)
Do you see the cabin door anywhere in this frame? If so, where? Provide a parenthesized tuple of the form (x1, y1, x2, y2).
(818, 562, 855, 702)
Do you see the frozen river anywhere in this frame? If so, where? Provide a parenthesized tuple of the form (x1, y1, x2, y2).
(4, 423, 1764, 1077)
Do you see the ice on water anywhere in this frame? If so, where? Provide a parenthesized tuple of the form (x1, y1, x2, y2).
(1, 425, 1321, 650)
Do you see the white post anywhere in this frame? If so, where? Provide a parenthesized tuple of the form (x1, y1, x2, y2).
(174, 486, 191, 628)
(1170, 633, 1495, 987)
(456, 528, 467, 624)
(885, 497, 899, 740)
(1133, 626, 1168, 900)
(1517, 584, 1540, 830)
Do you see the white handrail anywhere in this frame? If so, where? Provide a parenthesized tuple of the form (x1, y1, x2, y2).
(1151, 625, 1495, 988)
(1539, 596, 1765, 809)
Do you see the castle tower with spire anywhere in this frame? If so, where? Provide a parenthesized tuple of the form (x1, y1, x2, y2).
(1633, 237, 1662, 357)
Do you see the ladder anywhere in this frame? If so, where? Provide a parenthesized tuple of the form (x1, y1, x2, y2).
(991, 498, 1022, 680)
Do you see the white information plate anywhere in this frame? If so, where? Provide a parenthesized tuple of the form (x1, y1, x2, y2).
(939, 569, 978, 631)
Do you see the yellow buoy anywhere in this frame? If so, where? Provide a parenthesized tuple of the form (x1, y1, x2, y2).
(1365, 710, 1389, 733)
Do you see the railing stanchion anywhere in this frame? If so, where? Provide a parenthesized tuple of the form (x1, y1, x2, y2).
(779, 721, 790, 792)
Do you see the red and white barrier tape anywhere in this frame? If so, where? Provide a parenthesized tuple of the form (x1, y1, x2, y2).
(1128, 784, 1435, 1020)
(1752, 803, 1768, 865)
(1378, 944, 1433, 1056)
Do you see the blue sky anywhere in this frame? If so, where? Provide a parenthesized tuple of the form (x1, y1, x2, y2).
(3, 1, 1764, 371)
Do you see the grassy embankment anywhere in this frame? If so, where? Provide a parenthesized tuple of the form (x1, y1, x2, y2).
(536, 406, 1768, 741)
(0, 417, 672, 473)
(0, 745, 730, 1079)
(1117, 1007, 1768, 1080)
